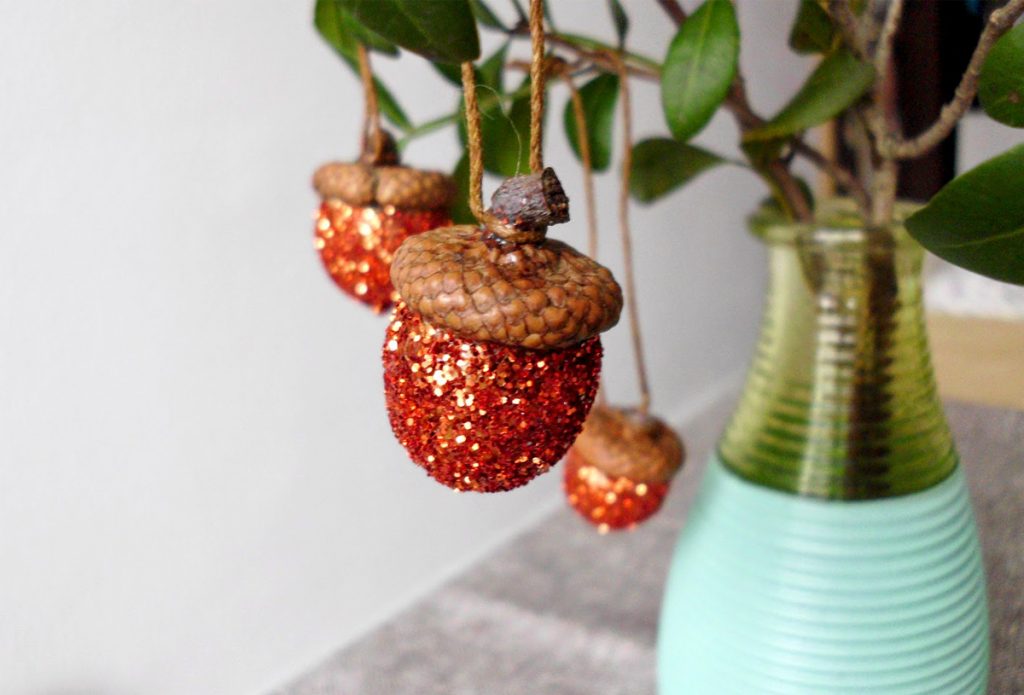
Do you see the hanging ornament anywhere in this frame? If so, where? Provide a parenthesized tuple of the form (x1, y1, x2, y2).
(564, 404, 685, 532)
(383, 4, 621, 493)
(313, 44, 454, 313)
(313, 143, 454, 313)
(383, 169, 622, 492)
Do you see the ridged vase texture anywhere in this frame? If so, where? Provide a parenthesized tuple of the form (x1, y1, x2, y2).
(658, 206, 989, 694)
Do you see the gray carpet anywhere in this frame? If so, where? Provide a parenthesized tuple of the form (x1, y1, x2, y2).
(273, 400, 1024, 695)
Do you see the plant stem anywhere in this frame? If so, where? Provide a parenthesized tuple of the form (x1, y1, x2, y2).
(880, 0, 1024, 160)
(828, 0, 868, 59)
(792, 139, 870, 212)
(508, 23, 660, 79)
(655, 0, 687, 24)
(653, 0, 815, 222)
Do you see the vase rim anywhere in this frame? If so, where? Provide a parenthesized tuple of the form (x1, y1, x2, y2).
(749, 197, 923, 247)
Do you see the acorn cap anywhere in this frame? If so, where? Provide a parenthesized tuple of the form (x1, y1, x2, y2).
(572, 405, 685, 483)
(313, 162, 455, 211)
(390, 224, 622, 350)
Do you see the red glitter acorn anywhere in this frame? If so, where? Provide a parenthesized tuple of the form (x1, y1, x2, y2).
(313, 132, 455, 313)
(564, 404, 685, 532)
(383, 169, 623, 492)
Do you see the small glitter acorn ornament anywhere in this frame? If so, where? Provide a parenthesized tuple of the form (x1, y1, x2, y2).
(313, 132, 455, 313)
(564, 404, 685, 532)
(383, 168, 623, 492)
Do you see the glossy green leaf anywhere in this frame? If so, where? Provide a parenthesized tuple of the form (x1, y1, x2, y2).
(339, 0, 480, 63)
(744, 48, 875, 142)
(555, 33, 661, 72)
(450, 152, 475, 224)
(607, 0, 630, 48)
(433, 62, 462, 85)
(563, 74, 619, 172)
(661, 0, 740, 142)
(629, 137, 725, 202)
(458, 77, 533, 177)
(477, 42, 508, 92)
(484, 89, 533, 177)
(788, 0, 835, 54)
(470, 0, 506, 30)
(906, 143, 1024, 285)
(315, 0, 399, 57)
(978, 23, 1024, 127)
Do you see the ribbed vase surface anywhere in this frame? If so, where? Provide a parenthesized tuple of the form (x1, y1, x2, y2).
(658, 203, 989, 694)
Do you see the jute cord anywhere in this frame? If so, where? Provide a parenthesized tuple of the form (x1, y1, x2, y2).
(357, 44, 384, 162)
(528, 0, 546, 173)
(608, 51, 651, 415)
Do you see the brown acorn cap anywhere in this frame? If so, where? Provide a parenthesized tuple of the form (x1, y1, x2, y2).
(312, 162, 455, 211)
(572, 405, 685, 483)
(390, 224, 622, 350)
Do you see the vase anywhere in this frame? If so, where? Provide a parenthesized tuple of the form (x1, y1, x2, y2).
(658, 201, 989, 694)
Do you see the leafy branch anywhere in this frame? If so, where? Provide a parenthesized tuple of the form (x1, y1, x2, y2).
(315, 0, 1024, 285)
(881, 0, 1024, 159)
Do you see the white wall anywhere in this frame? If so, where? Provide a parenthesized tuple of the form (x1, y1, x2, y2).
(0, 2, 809, 693)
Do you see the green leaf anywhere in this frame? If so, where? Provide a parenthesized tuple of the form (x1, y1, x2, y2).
(661, 0, 740, 142)
(555, 33, 661, 72)
(744, 48, 875, 142)
(607, 0, 630, 48)
(450, 152, 475, 224)
(458, 77, 533, 177)
(484, 88, 533, 177)
(978, 23, 1024, 128)
(470, 0, 506, 30)
(629, 137, 725, 202)
(906, 144, 1024, 285)
(433, 62, 462, 85)
(477, 42, 508, 92)
(788, 0, 835, 54)
(314, 0, 398, 57)
(338, 0, 480, 63)
(563, 74, 619, 172)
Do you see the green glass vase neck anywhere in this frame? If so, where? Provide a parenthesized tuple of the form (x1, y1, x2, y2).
(719, 202, 956, 500)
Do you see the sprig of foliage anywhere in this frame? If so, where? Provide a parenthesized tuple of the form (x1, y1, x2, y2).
(314, 0, 1024, 285)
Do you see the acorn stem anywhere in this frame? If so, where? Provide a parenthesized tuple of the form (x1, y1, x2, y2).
(487, 168, 569, 242)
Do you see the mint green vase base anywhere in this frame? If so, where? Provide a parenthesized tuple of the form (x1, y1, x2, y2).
(658, 456, 989, 695)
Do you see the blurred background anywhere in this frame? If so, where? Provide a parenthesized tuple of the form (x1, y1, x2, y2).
(0, 2, 1020, 694)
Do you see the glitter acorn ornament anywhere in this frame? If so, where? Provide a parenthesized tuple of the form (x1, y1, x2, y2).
(313, 137, 455, 313)
(383, 167, 623, 492)
(312, 44, 454, 313)
(564, 404, 685, 532)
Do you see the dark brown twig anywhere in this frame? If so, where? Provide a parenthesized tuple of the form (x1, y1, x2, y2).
(882, 0, 1024, 159)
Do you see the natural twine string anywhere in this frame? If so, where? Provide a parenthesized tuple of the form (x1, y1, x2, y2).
(561, 71, 598, 266)
(608, 52, 651, 415)
(460, 62, 488, 223)
(528, 0, 546, 173)
(356, 43, 384, 162)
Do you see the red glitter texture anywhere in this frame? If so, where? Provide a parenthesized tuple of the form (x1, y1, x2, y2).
(383, 304, 603, 492)
(315, 200, 449, 313)
(563, 449, 670, 532)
